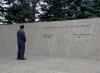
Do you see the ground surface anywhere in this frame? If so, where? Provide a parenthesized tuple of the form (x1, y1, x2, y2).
(0, 56, 100, 73)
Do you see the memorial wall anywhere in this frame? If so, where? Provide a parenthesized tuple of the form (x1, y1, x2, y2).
(0, 18, 100, 59)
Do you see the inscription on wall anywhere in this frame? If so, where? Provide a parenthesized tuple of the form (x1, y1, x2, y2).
(44, 25, 91, 29)
(41, 34, 53, 39)
(41, 25, 92, 39)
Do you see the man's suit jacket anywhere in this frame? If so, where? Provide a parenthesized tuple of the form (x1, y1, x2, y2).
(17, 29, 26, 45)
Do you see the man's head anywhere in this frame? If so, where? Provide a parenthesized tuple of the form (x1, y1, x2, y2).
(20, 25, 24, 29)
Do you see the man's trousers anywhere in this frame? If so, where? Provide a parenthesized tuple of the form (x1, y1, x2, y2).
(17, 44, 25, 59)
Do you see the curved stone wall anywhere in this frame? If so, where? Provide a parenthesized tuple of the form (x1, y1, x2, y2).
(0, 18, 100, 59)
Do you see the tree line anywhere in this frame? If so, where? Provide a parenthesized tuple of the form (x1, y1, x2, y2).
(0, 0, 100, 24)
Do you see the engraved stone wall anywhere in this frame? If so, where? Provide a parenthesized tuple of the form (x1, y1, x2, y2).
(0, 18, 100, 59)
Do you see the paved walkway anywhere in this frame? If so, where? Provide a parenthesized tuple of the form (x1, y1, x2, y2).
(0, 56, 100, 73)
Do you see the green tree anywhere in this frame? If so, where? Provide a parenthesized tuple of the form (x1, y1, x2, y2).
(0, 1, 8, 23)
(39, 0, 100, 21)
(5, 0, 36, 24)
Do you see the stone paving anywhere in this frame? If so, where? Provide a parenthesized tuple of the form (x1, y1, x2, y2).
(0, 56, 100, 73)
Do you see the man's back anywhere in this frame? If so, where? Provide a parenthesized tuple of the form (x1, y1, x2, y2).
(17, 29, 26, 45)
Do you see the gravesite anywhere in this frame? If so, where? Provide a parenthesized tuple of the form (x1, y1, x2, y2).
(0, 0, 100, 73)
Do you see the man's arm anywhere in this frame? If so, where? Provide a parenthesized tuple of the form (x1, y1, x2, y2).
(22, 31, 26, 42)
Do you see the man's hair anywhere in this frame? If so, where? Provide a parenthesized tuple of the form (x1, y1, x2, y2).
(20, 25, 24, 29)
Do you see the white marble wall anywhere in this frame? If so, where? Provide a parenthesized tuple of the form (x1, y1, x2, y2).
(0, 18, 100, 59)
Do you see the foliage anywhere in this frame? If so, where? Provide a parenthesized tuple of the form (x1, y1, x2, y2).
(3, 0, 36, 24)
(1, 0, 100, 23)
(39, 0, 100, 21)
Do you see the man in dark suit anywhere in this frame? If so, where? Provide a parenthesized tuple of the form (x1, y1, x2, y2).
(17, 25, 26, 60)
